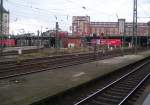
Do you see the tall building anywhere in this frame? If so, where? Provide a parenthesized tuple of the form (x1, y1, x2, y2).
(90, 22, 119, 36)
(72, 16, 90, 36)
(125, 22, 148, 36)
(72, 16, 149, 37)
(0, 6, 9, 35)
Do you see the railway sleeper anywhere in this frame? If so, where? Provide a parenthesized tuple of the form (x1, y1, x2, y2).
(123, 81, 140, 85)
(105, 90, 128, 95)
(91, 99, 117, 105)
(115, 84, 135, 88)
(94, 97, 119, 104)
(128, 97, 140, 102)
(124, 78, 141, 82)
(109, 88, 131, 93)
(98, 94, 123, 101)
(96, 96, 121, 103)
(112, 85, 134, 90)
(124, 100, 136, 105)
(102, 93, 124, 99)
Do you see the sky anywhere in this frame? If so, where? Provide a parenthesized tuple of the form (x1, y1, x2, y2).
(3, 0, 150, 35)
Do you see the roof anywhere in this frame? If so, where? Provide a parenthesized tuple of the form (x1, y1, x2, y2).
(0, 5, 9, 13)
(0, 34, 8, 38)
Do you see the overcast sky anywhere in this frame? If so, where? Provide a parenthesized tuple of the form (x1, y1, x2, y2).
(4, 0, 150, 34)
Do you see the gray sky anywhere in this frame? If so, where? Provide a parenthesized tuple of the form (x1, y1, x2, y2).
(4, 0, 150, 34)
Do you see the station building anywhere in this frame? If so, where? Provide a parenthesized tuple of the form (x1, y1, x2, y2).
(72, 16, 150, 47)
(72, 16, 149, 37)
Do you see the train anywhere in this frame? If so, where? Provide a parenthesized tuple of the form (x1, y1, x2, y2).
(0, 39, 16, 47)
(0, 35, 149, 48)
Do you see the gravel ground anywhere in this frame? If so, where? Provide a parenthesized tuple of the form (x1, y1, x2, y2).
(134, 82, 150, 105)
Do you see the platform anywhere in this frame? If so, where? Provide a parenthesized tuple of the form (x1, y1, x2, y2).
(3, 46, 43, 52)
(0, 50, 150, 105)
(0, 46, 43, 62)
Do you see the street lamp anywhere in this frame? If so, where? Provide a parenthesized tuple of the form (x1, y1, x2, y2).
(147, 22, 150, 48)
(44, 27, 51, 48)
(54, 16, 60, 49)
(93, 33, 97, 59)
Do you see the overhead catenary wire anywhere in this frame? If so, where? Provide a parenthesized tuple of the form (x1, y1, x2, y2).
(137, 1, 150, 21)
(6, 0, 150, 35)
(6, 0, 71, 25)
(5, 0, 72, 34)
(6, 1, 72, 21)
(6, 0, 150, 20)
(6, 0, 123, 22)
(6, 0, 72, 16)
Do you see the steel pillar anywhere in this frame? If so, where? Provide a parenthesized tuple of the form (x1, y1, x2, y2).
(133, 0, 138, 53)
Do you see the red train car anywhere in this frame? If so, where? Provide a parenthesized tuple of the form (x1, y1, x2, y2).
(0, 39, 16, 47)
(92, 39, 121, 47)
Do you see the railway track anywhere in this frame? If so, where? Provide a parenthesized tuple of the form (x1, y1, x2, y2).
(30, 55, 150, 105)
(0, 48, 147, 79)
(0, 51, 120, 79)
(0, 48, 131, 68)
(1, 48, 43, 56)
(74, 60, 150, 105)
(0, 53, 92, 71)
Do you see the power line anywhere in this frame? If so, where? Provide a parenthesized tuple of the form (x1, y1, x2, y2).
(7, 0, 120, 21)
(6, 0, 70, 16)
(137, 1, 150, 17)
(6, 0, 71, 25)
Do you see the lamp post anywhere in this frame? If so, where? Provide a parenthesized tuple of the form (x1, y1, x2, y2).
(82, 6, 87, 15)
(55, 22, 59, 49)
(37, 30, 40, 49)
(93, 33, 97, 59)
(19, 29, 25, 47)
(44, 27, 51, 47)
(147, 22, 150, 48)
(118, 19, 125, 55)
(133, 0, 138, 54)
(54, 15, 60, 50)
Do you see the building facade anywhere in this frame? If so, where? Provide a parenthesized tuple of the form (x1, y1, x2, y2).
(0, 6, 9, 35)
(72, 16, 149, 37)
(72, 16, 90, 36)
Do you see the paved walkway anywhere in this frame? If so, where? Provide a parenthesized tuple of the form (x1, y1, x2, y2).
(0, 50, 150, 105)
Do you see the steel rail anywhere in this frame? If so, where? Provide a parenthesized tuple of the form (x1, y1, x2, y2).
(0, 49, 146, 79)
(74, 60, 150, 105)
(0, 54, 94, 72)
(0, 50, 124, 79)
(0, 54, 99, 79)
(118, 73, 150, 105)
